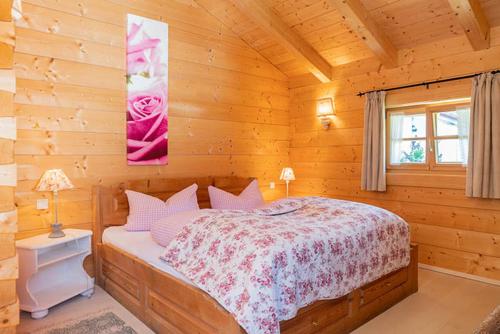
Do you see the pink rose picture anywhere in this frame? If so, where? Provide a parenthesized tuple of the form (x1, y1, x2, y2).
(127, 15, 169, 165)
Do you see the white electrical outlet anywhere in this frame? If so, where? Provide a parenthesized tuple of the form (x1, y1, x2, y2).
(269, 181, 275, 189)
(36, 199, 49, 210)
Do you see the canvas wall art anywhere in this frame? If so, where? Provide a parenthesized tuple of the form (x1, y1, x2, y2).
(126, 14, 169, 165)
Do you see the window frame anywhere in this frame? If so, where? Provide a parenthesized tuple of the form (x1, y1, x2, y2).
(386, 102, 470, 172)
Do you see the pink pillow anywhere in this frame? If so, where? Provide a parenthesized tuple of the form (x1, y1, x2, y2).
(208, 179, 264, 210)
(151, 210, 202, 247)
(124, 184, 199, 231)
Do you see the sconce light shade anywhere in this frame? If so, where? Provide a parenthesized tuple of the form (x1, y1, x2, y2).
(317, 98, 335, 117)
(317, 98, 335, 129)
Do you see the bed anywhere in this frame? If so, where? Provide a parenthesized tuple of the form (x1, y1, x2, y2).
(92, 177, 418, 334)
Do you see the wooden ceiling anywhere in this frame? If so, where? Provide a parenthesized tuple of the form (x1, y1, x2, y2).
(193, 0, 500, 85)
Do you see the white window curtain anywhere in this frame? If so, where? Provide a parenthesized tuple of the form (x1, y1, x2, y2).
(361, 91, 386, 192)
(456, 107, 470, 165)
(466, 72, 500, 198)
(389, 113, 404, 165)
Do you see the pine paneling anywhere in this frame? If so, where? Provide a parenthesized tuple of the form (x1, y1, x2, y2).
(289, 27, 500, 281)
(196, 0, 500, 83)
(0, 21, 14, 69)
(0, 2, 18, 331)
(14, 0, 290, 240)
(0, 210, 17, 234)
(11, 0, 500, 296)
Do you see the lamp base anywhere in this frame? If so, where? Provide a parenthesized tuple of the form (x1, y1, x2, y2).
(48, 223, 65, 238)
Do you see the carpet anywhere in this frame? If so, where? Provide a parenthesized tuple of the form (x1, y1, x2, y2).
(474, 305, 500, 334)
(26, 310, 138, 334)
(18, 287, 154, 334)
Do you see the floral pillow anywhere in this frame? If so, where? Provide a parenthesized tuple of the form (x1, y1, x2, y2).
(208, 180, 264, 210)
(252, 198, 304, 216)
(124, 183, 199, 231)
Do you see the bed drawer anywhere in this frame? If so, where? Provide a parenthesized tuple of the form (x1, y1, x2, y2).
(360, 268, 408, 307)
(148, 290, 217, 334)
(281, 297, 349, 334)
(102, 260, 140, 301)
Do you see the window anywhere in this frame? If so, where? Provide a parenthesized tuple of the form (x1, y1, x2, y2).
(387, 103, 470, 170)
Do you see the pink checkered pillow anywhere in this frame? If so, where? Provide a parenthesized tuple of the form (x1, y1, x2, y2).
(208, 179, 264, 210)
(151, 210, 202, 247)
(124, 183, 199, 231)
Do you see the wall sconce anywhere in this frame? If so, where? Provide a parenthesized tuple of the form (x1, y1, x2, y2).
(316, 98, 335, 130)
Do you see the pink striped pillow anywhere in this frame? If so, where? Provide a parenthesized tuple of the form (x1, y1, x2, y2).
(124, 183, 199, 231)
(208, 179, 264, 210)
(151, 210, 202, 247)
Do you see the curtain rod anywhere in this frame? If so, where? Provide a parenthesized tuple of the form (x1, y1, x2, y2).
(357, 69, 499, 97)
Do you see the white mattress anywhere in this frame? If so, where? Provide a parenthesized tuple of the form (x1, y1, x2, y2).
(102, 226, 193, 285)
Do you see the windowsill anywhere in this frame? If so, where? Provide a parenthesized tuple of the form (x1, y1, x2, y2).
(387, 165, 466, 174)
(386, 169, 466, 190)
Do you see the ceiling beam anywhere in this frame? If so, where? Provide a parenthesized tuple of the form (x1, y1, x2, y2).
(447, 0, 490, 50)
(220, 0, 333, 83)
(328, 0, 398, 68)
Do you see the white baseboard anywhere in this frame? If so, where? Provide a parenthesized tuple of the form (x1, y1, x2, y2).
(418, 263, 500, 287)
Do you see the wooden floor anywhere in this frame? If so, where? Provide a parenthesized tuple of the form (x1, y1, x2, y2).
(353, 269, 500, 334)
(18, 269, 499, 334)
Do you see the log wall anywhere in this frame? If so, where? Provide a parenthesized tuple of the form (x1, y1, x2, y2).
(10, 0, 500, 295)
(14, 0, 290, 240)
(288, 26, 500, 282)
(0, 1, 19, 332)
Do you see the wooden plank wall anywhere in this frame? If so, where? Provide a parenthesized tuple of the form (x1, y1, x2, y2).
(13, 0, 290, 240)
(289, 26, 500, 282)
(0, 1, 19, 332)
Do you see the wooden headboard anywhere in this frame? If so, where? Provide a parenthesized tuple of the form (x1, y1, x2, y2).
(92, 176, 254, 244)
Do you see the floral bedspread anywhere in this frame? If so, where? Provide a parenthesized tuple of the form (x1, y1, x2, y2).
(161, 197, 410, 334)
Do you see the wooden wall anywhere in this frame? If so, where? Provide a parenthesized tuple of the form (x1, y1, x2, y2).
(0, 1, 19, 332)
(11, 0, 500, 290)
(289, 26, 500, 282)
(13, 0, 290, 240)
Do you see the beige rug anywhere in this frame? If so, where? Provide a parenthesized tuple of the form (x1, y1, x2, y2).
(23, 309, 137, 334)
(18, 286, 153, 334)
(474, 306, 500, 334)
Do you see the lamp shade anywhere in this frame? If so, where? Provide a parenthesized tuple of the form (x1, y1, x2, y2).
(35, 169, 74, 192)
(316, 98, 335, 117)
(280, 167, 296, 181)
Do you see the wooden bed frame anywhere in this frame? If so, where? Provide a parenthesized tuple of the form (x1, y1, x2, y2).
(92, 177, 418, 334)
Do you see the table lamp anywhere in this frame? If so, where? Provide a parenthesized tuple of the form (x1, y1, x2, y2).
(35, 169, 74, 238)
(280, 167, 295, 198)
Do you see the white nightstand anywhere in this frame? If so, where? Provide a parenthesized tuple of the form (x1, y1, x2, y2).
(16, 229, 95, 319)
